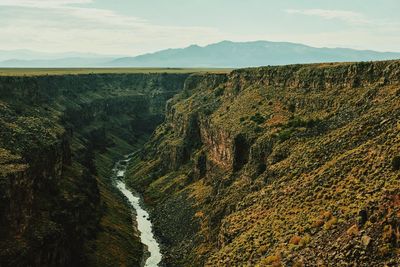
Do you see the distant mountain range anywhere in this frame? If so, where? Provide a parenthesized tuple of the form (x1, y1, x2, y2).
(0, 49, 123, 67)
(1, 41, 400, 68)
(110, 41, 400, 68)
(0, 57, 116, 68)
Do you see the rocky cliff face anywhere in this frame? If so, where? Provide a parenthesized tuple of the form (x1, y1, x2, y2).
(0, 73, 189, 266)
(129, 61, 400, 266)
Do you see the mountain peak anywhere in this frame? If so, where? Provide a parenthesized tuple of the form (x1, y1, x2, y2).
(109, 40, 400, 68)
(187, 44, 201, 49)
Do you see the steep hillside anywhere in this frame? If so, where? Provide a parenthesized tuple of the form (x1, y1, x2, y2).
(0, 73, 189, 266)
(128, 60, 400, 266)
(111, 41, 400, 68)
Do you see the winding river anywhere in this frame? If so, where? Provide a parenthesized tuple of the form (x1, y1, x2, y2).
(113, 155, 162, 267)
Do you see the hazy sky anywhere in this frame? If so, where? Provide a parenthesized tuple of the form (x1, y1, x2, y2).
(0, 0, 399, 55)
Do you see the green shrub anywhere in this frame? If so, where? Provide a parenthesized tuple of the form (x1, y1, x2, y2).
(214, 87, 224, 97)
(287, 117, 307, 128)
(288, 103, 296, 113)
(256, 163, 267, 175)
(306, 118, 322, 128)
(250, 113, 266, 124)
(286, 117, 322, 129)
(392, 156, 400, 170)
(203, 108, 213, 116)
(254, 126, 263, 133)
(277, 129, 293, 142)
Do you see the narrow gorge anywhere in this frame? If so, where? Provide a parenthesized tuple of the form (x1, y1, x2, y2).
(1, 60, 399, 266)
(0, 73, 189, 266)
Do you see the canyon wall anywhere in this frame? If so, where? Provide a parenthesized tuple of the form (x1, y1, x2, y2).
(129, 61, 400, 266)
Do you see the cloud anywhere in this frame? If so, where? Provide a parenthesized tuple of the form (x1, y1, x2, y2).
(0, 2, 399, 55)
(283, 8, 400, 51)
(285, 9, 370, 25)
(0, 0, 92, 7)
(0, 2, 221, 55)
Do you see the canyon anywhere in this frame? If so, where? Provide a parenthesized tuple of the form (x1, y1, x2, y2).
(0, 73, 189, 266)
(0, 60, 399, 266)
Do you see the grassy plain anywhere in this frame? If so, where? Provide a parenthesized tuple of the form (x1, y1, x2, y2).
(0, 67, 233, 76)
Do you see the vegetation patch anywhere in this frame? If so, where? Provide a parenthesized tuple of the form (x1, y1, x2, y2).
(392, 155, 400, 170)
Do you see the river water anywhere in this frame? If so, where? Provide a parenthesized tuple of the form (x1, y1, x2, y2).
(113, 155, 162, 267)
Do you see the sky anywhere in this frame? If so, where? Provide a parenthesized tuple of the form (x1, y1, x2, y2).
(0, 0, 399, 56)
